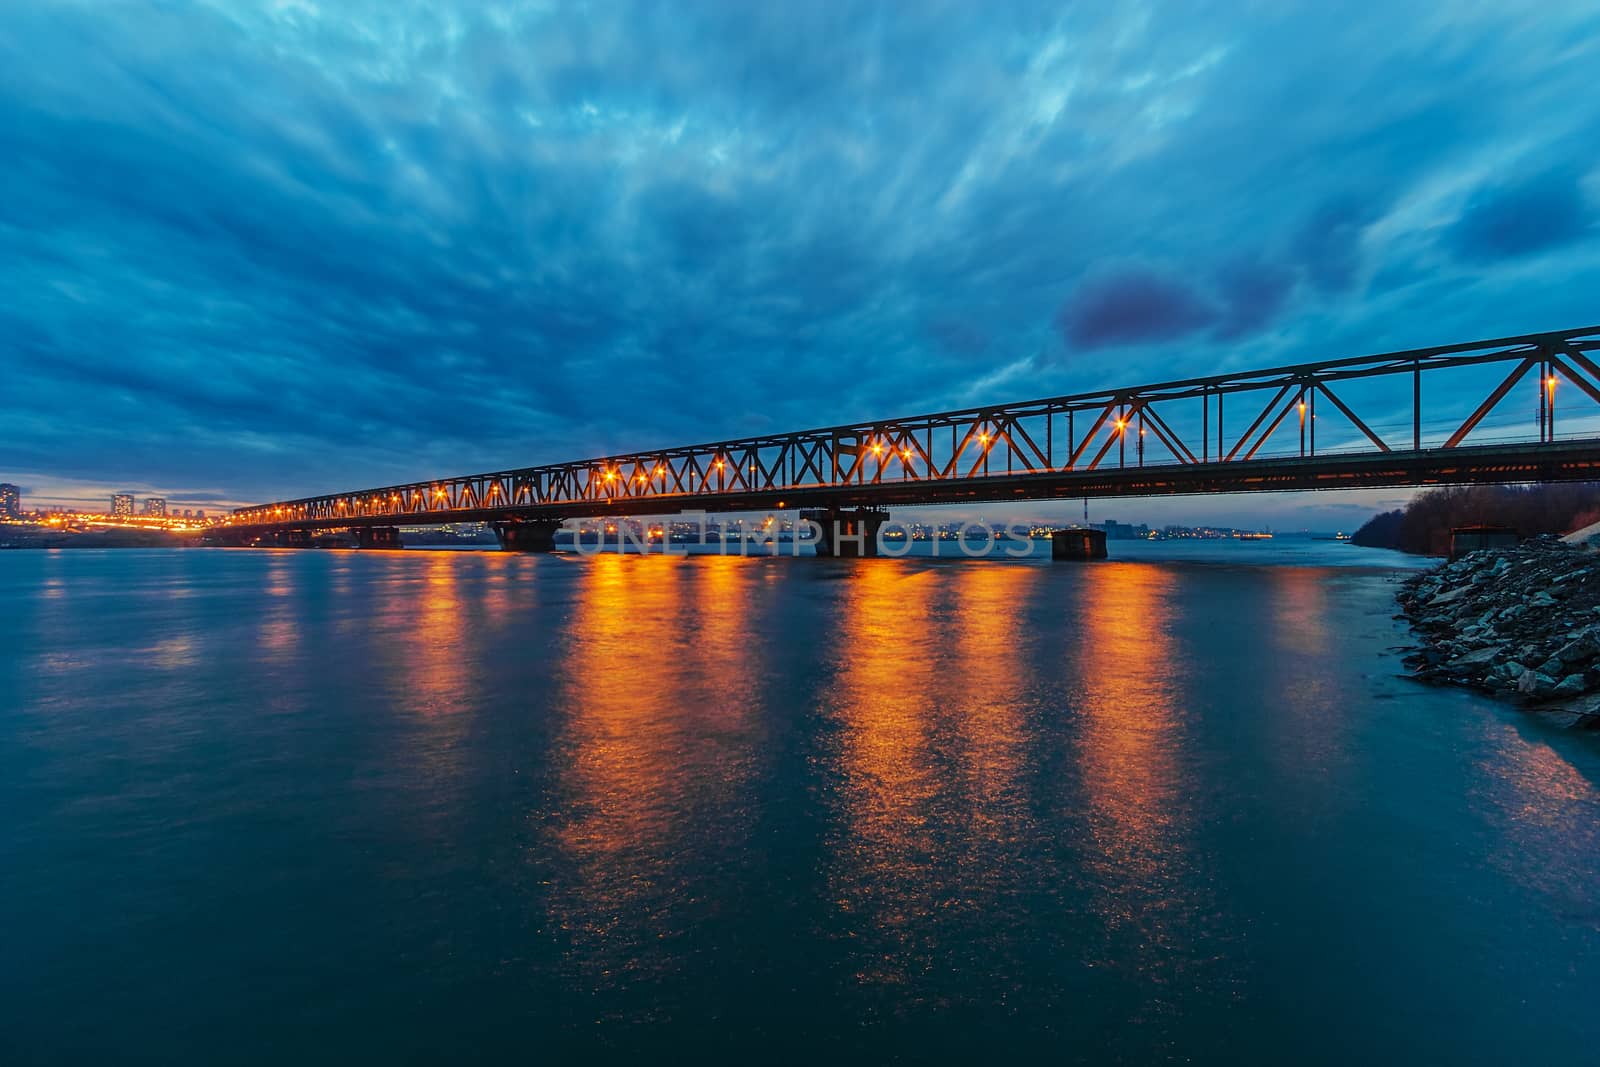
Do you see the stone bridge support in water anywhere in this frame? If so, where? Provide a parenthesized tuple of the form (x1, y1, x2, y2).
(494, 519, 563, 552)
(802, 508, 890, 558)
(1051, 528, 1107, 561)
(354, 526, 402, 549)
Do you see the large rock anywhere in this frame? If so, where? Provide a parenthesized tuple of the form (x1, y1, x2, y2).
(1553, 631, 1600, 666)
(1519, 671, 1560, 698)
(1447, 647, 1500, 670)
(1554, 674, 1589, 697)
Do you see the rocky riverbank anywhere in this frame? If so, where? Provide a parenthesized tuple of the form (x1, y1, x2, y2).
(1398, 536, 1600, 726)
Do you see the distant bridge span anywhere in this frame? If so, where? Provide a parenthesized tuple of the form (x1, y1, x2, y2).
(223, 326, 1600, 552)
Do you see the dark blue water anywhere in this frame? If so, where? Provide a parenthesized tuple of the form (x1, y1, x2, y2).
(3, 544, 1599, 1063)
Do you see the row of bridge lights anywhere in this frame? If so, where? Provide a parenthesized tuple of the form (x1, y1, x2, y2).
(594, 440, 930, 486)
(244, 430, 996, 519)
(247, 432, 998, 519)
(602, 464, 672, 485)
(246, 380, 1571, 521)
(261, 427, 1093, 522)
(592, 443, 925, 487)
(526, 442, 932, 495)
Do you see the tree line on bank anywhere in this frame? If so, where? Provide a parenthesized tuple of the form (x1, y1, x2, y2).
(1350, 484, 1600, 555)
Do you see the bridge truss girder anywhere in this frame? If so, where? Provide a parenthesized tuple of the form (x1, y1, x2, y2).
(230, 326, 1600, 532)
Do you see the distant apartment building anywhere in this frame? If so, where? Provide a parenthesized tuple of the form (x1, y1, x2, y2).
(143, 497, 168, 517)
(1092, 518, 1151, 540)
(112, 493, 135, 517)
(0, 483, 20, 519)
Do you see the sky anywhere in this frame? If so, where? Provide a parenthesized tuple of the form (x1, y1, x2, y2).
(4, 0, 1600, 528)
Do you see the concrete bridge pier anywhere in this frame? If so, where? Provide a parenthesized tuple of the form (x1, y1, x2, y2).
(803, 507, 890, 558)
(271, 528, 313, 549)
(494, 519, 562, 552)
(355, 526, 403, 549)
(1051, 528, 1107, 561)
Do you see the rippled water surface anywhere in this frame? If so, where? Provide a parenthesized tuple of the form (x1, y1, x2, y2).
(3, 544, 1599, 1063)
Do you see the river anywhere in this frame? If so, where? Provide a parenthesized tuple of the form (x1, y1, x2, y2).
(3, 542, 1598, 1062)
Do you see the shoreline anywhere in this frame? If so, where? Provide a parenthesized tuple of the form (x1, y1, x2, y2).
(1397, 537, 1600, 727)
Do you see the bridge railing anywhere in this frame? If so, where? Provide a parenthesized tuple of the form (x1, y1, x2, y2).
(231, 326, 1600, 526)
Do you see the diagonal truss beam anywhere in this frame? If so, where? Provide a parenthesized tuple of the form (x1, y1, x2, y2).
(1315, 381, 1390, 452)
(1443, 357, 1537, 449)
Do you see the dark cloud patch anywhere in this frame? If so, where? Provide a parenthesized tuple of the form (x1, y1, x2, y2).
(1291, 195, 1385, 293)
(1057, 268, 1217, 350)
(1213, 256, 1297, 340)
(637, 180, 758, 274)
(925, 318, 990, 358)
(1449, 169, 1593, 261)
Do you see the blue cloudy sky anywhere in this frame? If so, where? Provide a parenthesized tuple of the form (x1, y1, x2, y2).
(4, 1, 1600, 526)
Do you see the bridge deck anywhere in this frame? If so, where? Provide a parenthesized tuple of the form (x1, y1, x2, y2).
(223, 440, 1600, 534)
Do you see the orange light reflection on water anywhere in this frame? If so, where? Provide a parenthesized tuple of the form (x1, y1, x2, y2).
(822, 562, 1043, 994)
(546, 555, 764, 1013)
(1073, 563, 1186, 910)
(1069, 561, 1227, 1012)
(254, 555, 298, 659)
(403, 553, 471, 715)
(825, 562, 940, 985)
(1471, 718, 1600, 913)
(1260, 566, 1348, 778)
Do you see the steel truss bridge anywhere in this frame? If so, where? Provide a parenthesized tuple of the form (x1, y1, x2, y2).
(224, 325, 1600, 550)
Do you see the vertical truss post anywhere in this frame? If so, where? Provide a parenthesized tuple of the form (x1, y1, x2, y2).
(1540, 354, 1551, 442)
(1551, 361, 1556, 439)
(1310, 385, 1317, 456)
(1298, 386, 1307, 457)
(1413, 362, 1422, 451)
